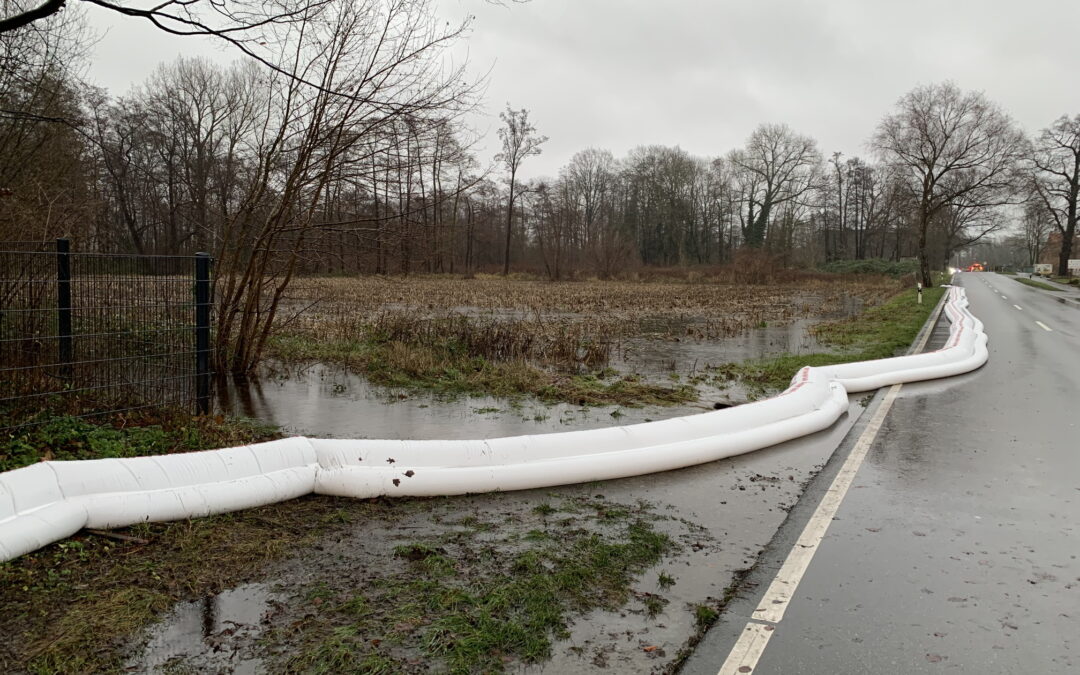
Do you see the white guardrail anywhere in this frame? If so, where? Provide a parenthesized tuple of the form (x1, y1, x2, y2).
(0, 287, 987, 562)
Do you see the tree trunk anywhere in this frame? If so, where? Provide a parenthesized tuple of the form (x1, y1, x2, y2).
(1058, 184, 1077, 276)
(917, 204, 933, 287)
(503, 170, 516, 275)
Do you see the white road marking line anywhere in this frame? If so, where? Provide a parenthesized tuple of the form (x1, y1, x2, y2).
(1014, 305, 1023, 311)
(717, 623, 774, 675)
(715, 383, 904, 675)
(1001, 295, 1007, 300)
(748, 382, 902, 625)
(715, 305, 942, 675)
(1036, 321, 1052, 332)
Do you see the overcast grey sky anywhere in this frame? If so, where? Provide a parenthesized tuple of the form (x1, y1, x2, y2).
(83, 0, 1080, 180)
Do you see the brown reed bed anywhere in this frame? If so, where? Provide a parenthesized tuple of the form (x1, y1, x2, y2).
(266, 274, 904, 405)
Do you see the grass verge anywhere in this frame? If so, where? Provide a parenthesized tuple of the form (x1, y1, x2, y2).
(0, 408, 279, 472)
(0, 495, 382, 673)
(1014, 277, 1064, 291)
(707, 287, 946, 394)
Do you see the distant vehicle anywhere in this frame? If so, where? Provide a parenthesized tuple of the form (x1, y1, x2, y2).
(965, 262, 985, 272)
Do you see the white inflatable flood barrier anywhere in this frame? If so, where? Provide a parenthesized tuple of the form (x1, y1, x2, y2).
(0, 287, 987, 562)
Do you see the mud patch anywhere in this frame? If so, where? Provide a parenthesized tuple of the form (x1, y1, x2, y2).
(123, 400, 858, 673)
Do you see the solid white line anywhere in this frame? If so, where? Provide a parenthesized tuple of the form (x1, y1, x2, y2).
(1014, 305, 1023, 311)
(1036, 321, 1053, 332)
(713, 383, 904, 675)
(717, 623, 775, 675)
(714, 297, 945, 674)
(711, 301, 952, 675)
(749, 383, 902, 624)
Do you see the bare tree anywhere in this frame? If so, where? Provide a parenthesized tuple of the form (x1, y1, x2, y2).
(1029, 114, 1080, 276)
(872, 82, 1026, 286)
(495, 104, 546, 275)
(1020, 201, 1054, 267)
(0, 0, 94, 241)
(728, 123, 821, 249)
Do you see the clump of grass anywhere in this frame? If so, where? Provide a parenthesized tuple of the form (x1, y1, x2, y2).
(0, 409, 279, 472)
(282, 498, 676, 674)
(0, 495, 376, 673)
(710, 286, 945, 393)
(694, 604, 719, 627)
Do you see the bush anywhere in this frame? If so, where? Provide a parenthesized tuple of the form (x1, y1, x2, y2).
(820, 258, 919, 277)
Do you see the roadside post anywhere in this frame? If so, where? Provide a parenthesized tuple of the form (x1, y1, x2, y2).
(56, 238, 73, 380)
(194, 252, 212, 416)
(917, 281, 923, 305)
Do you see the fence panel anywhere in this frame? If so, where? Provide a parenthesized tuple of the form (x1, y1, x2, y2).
(0, 240, 213, 430)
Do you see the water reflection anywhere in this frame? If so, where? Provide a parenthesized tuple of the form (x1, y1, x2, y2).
(218, 363, 718, 439)
(128, 583, 271, 672)
(218, 319, 828, 439)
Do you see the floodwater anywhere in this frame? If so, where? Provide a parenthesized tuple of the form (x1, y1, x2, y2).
(132, 309, 869, 672)
(126, 397, 864, 673)
(216, 318, 830, 439)
(127, 583, 275, 673)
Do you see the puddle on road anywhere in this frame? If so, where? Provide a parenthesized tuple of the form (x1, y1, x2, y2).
(127, 583, 275, 673)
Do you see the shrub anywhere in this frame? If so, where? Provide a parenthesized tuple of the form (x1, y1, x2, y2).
(820, 258, 919, 277)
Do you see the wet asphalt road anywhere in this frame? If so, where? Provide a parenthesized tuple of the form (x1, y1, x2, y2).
(684, 273, 1080, 674)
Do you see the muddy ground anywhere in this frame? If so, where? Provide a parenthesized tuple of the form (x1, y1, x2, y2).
(123, 398, 865, 674)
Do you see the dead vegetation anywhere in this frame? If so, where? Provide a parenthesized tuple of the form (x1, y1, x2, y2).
(263, 274, 902, 405)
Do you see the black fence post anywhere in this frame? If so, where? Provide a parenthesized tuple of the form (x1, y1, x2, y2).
(56, 238, 73, 380)
(194, 253, 212, 415)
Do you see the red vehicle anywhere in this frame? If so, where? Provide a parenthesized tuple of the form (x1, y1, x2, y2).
(965, 262, 985, 272)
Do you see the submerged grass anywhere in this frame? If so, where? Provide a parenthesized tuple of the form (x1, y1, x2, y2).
(708, 286, 946, 394)
(269, 333, 696, 407)
(281, 497, 675, 674)
(265, 275, 903, 406)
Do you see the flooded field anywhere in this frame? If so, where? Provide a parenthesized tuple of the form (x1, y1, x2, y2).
(221, 289, 861, 438)
(219, 318, 828, 439)
(127, 276, 898, 673)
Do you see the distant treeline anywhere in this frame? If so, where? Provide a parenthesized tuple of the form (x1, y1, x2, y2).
(2, 0, 1078, 371)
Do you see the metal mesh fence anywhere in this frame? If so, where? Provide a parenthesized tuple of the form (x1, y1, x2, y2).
(0, 240, 212, 430)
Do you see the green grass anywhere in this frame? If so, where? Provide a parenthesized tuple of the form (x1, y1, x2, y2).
(1014, 277, 1064, 291)
(269, 334, 695, 407)
(0, 495, 381, 673)
(0, 409, 279, 472)
(282, 498, 676, 674)
(709, 286, 946, 393)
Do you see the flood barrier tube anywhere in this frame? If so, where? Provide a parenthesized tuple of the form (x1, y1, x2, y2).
(0, 287, 987, 562)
